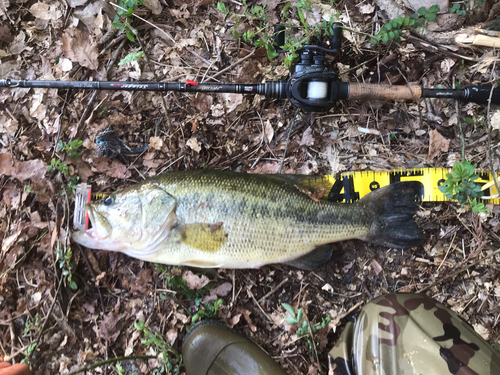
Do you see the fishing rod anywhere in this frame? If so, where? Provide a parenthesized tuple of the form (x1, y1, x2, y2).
(1, 23, 499, 112)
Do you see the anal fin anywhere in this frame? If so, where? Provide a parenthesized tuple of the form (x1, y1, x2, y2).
(283, 245, 333, 270)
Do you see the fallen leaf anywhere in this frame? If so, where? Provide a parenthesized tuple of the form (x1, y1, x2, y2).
(186, 137, 202, 153)
(143, 0, 162, 15)
(149, 136, 164, 151)
(428, 129, 450, 159)
(29, 2, 62, 20)
(203, 282, 232, 303)
(264, 119, 274, 143)
(193, 95, 213, 113)
(129, 269, 153, 294)
(166, 328, 177, 345)
(370, 259, 383, 275)
(92, 157, 132, 179)
(248, 162, 280, 174)
(222, 93, 243, 113)
(61, 27, 99, 70)
(359, 4, 375, 13)
(8, 30, 26, 55)
(225, 313, 241, 328)
(0, 153, 47, 182)
(0, 25, 13, 43)
(182, 270, 210, 290)
(99, 311, 127, 342)
(2, 189, 27, 210)
(300, 126, 315, 146)
(236, 306, 257, 332)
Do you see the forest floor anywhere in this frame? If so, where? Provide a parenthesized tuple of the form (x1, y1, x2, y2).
(1, 0, 500, 374)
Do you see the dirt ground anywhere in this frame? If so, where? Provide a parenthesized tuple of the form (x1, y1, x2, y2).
(1, 0, 500, 374)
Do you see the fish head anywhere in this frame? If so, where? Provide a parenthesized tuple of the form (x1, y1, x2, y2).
(72, 183, 176, 258)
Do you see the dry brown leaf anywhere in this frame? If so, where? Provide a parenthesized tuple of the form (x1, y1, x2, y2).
(248, 162, 280, 174)
(300, 126, 315, 146)
(428, 129, 450, 159)
(130, 269, 153, 294)
(193, 95, 213, 114)
(264, 119, 274, 143)
(61, 27, 99, 70)
(186, 137, 202, 153)
(29, 2, 62, 20)
(370, 259, 383, 275)
(99, 311, 127, 342)
(0, 25, 13, 43)
(226, 313, 242, 328)
(203, 282, 232, 303)
(236, 306, 257, 332)
(149, 136, 164, 151)
(0, 153, 47, 182)
(143, 0, 162, 15)
(92, 157, 132, 179)
(182, 270, 210, 290)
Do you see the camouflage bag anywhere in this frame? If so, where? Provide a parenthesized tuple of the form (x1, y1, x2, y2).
(329, 293, 500, 375)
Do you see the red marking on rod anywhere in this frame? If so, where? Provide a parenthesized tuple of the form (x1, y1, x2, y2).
(112, 84, 123, 87)
(186, 80, 198, 87)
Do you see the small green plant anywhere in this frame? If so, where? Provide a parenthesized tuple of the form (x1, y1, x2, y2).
(21, 343, 37, 365)
(48, 139, 83, 194)
(449, 2, 466, 16)
(218, 0, 338, 67)
(371, 6, 439, 44)
(281, 303, 331, 354)
(134, 320, 181, 374)
(56, 247, 78, 290)
(112, 0, 143, 42)
(22, 314, 41, 336)
(57, 139, 83, 158)
(191, 299, 223, 325)
(438, 161, 488, 214)
(116, 364, 126, 375)
(119, 51, 144, 66)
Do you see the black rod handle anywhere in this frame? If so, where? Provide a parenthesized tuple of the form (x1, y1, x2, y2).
(463, 85, 500, 105)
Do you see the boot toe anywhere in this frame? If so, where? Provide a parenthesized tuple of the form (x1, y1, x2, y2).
(182, 320, 287, 375)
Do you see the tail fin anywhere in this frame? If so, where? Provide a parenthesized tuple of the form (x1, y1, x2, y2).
(360, 181, 425, 248)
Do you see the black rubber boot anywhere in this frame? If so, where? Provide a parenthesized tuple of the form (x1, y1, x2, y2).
(182, 320, 288, 375)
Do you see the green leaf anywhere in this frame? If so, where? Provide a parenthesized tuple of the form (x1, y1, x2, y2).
(285, 317, 299, 324)
(69, 280, 78, 290)
(112, 22, 125, 29)
(296, 308, 303, 322)
(416, 18, 425, 27)
(134, 319, 145, 330)
(418, 7, 427, 15)
(403, 17, 410, 26)
(384, 22, 392, 31)
(410, 13, 419, 19)
(126, 6, 134, 16)
(381, 33, 389, 43)
(429, 5, 440, 13)
(425, 13, 436, 21)
(388, 31, 395, 40)
(217, 2, 229, 14)
(125, 27, 135, 42)
(281, 303, 296, 318)
(464, 117, 474, 124)
(409, 18, 415, 26)
(118, 51, 144, 65)
(370, 37, 378, 44)
(390, 19, 399, 28)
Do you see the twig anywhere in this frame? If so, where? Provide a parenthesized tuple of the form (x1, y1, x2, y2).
(203, 50, 255, 82)
(66, 355, 156, 375)
(258, 278, 289, 303)
(417, 248, 500, 293)
(302, 310, 320, 367)
(246, 287, 273, 323)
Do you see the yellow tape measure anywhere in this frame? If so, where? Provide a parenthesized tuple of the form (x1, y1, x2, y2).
(303, 168, 500, 205)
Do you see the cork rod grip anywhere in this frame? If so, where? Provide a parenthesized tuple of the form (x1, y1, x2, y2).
(348, 83, 422, 101)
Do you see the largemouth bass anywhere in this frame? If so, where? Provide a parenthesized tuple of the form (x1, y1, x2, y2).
(72, 170, 424, 269)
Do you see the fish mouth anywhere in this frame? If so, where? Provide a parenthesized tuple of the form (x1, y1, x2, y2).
(85, 203, 112, 240)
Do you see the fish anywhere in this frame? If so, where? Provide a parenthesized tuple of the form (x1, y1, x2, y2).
(72, 169, 425, 270)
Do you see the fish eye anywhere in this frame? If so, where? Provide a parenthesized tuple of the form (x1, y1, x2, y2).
(104, 196, 113, 206)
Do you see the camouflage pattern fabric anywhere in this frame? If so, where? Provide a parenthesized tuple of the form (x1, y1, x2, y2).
(329, 293, 500, 375)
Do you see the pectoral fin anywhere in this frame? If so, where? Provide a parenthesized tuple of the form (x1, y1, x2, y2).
(178, 223, 227, 252)
(283, 245, 333, 270)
